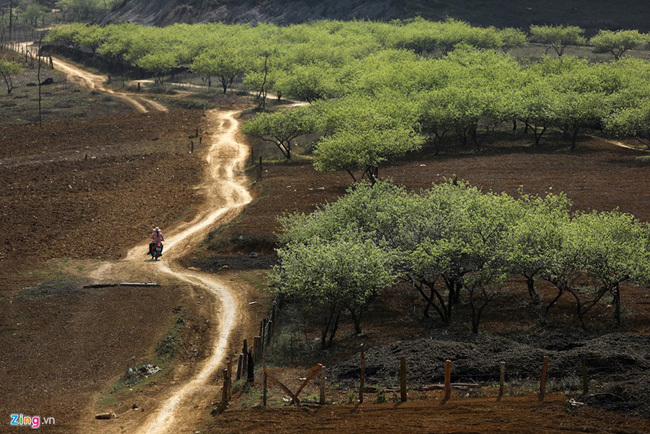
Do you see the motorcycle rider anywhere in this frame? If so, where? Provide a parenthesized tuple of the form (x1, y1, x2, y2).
(149, 227, 165, 256)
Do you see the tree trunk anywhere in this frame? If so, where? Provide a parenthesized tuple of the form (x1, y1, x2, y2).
(419, 286, 433, 318)
(525, 275, 540, 304)
(570, 127, 579, 150)
(327, 310, 341, 349)
(349, 307, 362, 335)
(545, 285, 564, 314)
(469, 288, 494, 334)
(613, 283, 621, 325)
(532, 126, 547, 147)
(320, 306, 336, 350)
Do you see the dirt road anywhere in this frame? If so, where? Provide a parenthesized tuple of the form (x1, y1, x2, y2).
(24, 47, 254, 432)
(53, 57, 168, 113)
(17, 42, 167, 113)
(86, 109, 252, 433)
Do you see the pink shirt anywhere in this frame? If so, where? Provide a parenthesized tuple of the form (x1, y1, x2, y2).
(151, 231, 165, 243)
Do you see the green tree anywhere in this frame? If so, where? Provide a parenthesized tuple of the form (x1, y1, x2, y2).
(74, 24, 107, 54)
(531, 57, 612, 149)
(504, 192, 572, 304)
(530, 25, 586, 56)
(22, 3, 47, 27)
(0, 56, 22, 94)
(272, 232, 395, 349)
(314, 118, 423, 184)
(604, 102, 650, 143)
(242, 107, 318, 159)
(517, 77, 562, 146)
(556, 90, 606, 150)
(45, 23, 86, 49)
(136, 51, 178, 84)
(576, 211, 650, 326)
(497, 27, 528, 52)
(56, 0, 118, 21)
(191, 46, 250, 94)
(590, 29, 649, 60)
(274, 62, 341, 102)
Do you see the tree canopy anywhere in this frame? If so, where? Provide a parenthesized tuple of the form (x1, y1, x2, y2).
(275, 180, 650, 341)
(0, 57, 22, 95)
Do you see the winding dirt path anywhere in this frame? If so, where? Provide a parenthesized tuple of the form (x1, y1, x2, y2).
(91, 109, 252, 433)
(83, 110, 253, 433)
(51, 56, 168, 113)
(16, 42, 167, 113)
(21, 46, 254, 432)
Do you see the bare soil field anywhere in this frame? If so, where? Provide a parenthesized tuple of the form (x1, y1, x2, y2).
(0, 51, 130, 125)
(2, 52, 650, 433)
(0, 109, 205, 276)
(0, 90, 215, 430)
(211, 395, 650, 434)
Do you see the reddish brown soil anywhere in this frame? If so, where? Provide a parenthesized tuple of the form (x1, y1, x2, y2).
(211, 395, 650, 433)
(0, 110, 205, 277)
(208, 132, 650, 253)
(0, 281, 213, 432)
(0, 108, 213, 430)
(2, 79, 649, 433)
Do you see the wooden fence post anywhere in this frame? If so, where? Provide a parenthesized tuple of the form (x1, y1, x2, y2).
(263, 370, 268, 407)
(260, 319, 266, 353)
(320, 366, 326, 405)
(539, 356, 550, 402)
(498, 361, 505, 401)
(400, 357, 407, 402)
(242, 339, 248, 378)
(581, 355, 588, 395)
(220, 368, 228, 412)
(247, 349, 255, 384)
(444, 360, 452, 401)
(266, 320, 273, 346)
(236, 353, 243, 380)
(359, 343, 365, 404)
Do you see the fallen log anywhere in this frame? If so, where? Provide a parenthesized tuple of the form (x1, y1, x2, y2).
(361, 383, 482, 393)
(119, 282, 161, 287)
(83, 284, 119, 288)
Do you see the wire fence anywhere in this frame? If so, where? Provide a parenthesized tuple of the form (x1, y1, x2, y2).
(214, 300, 610, 411)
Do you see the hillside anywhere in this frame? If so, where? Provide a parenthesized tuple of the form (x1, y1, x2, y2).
(101, 0, 650, 34)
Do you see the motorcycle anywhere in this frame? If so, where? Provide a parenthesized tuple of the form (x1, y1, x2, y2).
(150, 242, 163, 261)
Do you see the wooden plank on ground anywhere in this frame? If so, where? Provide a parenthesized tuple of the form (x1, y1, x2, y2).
(264, 368, 300, 406)
(295, 364, 323, 397)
